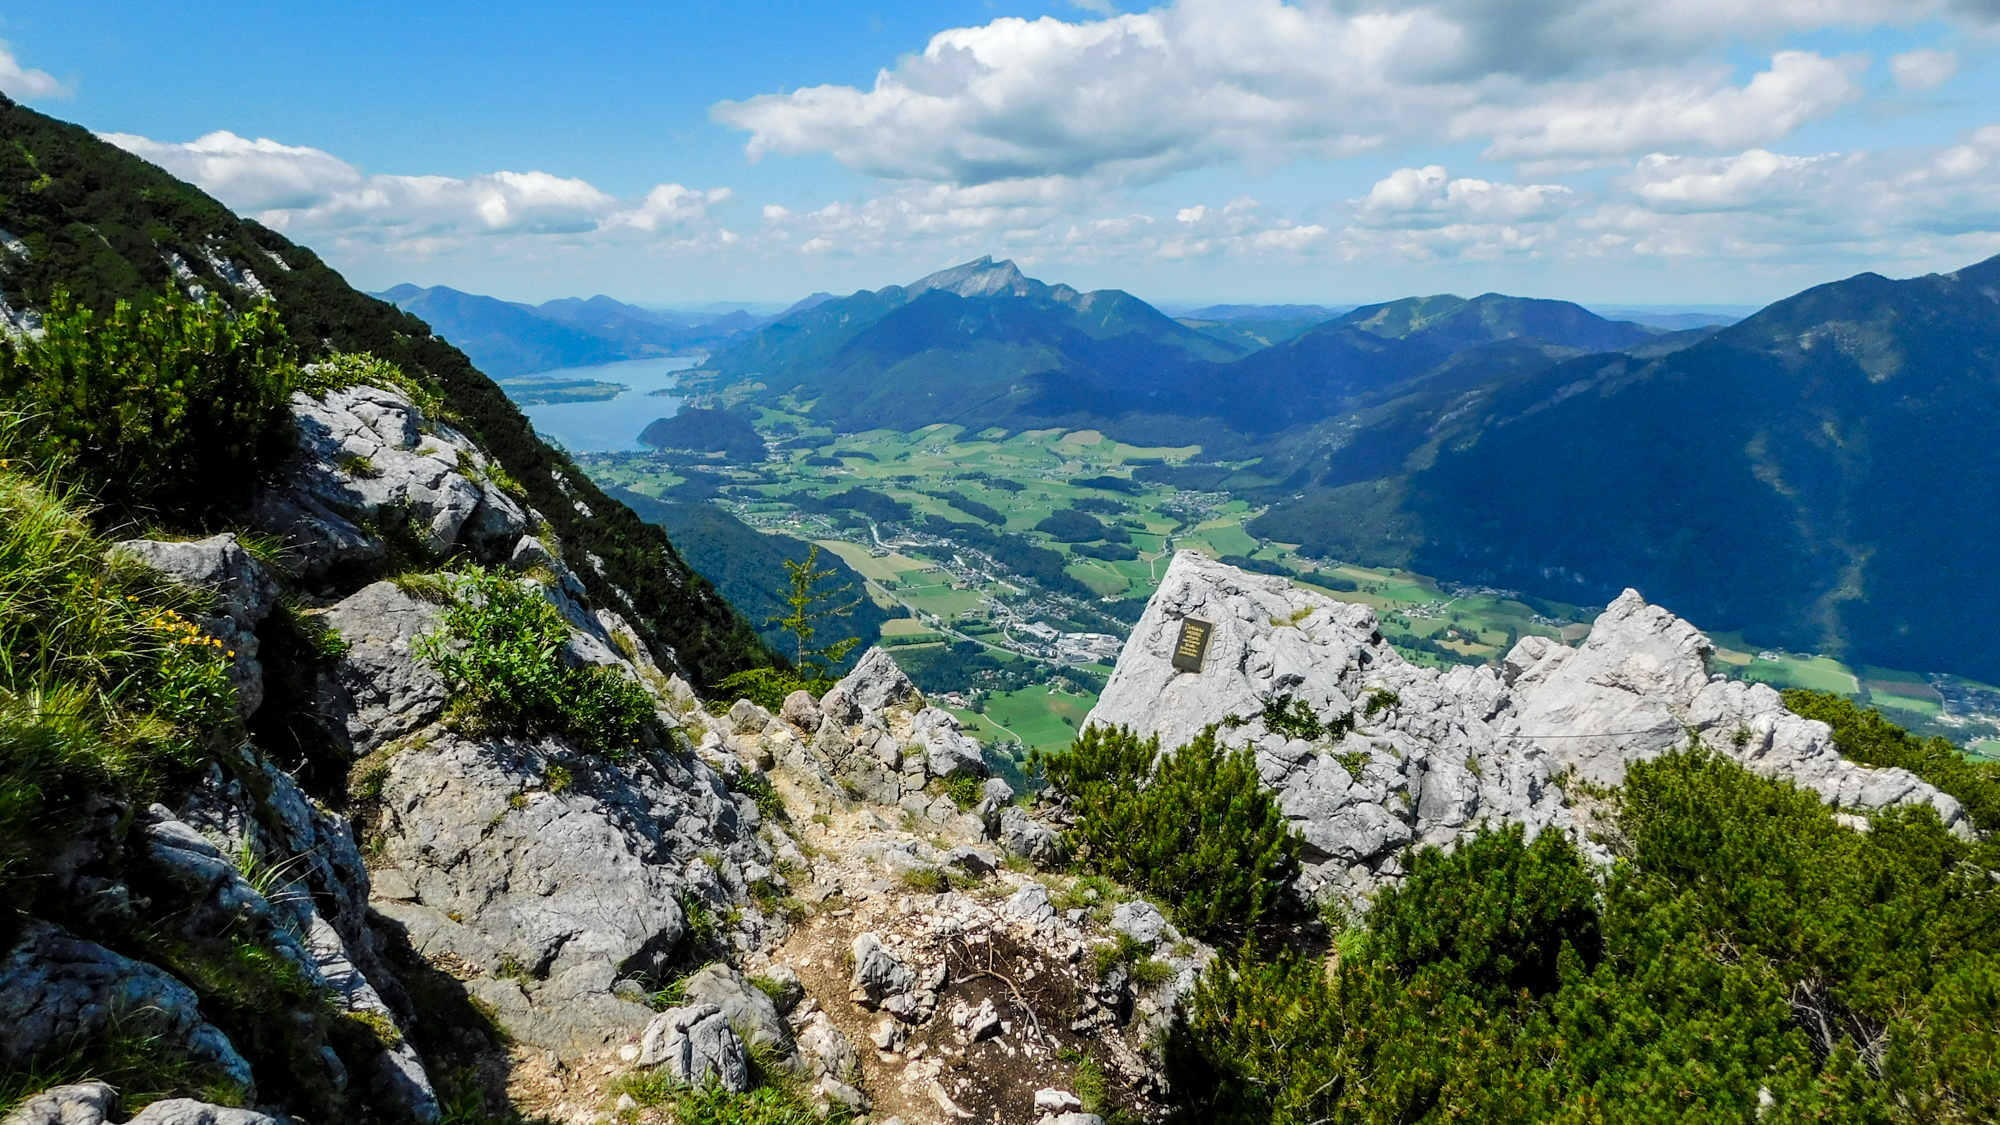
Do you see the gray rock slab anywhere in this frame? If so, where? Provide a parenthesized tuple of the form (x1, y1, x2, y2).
(0, 923, 253, 1093)
(314, 581, 448, 756)
(683, 962, 792, 1054)
(637, 1004, 749, 1092)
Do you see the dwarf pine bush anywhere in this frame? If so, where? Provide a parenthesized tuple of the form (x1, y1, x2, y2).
(1038, 724, 1300, 941)
(0, 289, 298, 522)
(1171, 742, 2000, 1124)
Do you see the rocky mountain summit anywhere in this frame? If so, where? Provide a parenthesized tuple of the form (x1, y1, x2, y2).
(0, 377, 1183, 1125)
(3, 381, 1982, 1125)
(1089, 552, 1969, 903)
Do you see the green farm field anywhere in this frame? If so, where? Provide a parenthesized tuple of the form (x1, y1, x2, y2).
(574, 416, 2000, 757)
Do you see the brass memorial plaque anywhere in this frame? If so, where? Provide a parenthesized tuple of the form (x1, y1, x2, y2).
(1172, 617, 1214, 673)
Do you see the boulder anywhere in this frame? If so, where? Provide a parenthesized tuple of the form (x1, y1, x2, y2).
(0, 923, 253, 1093)
(312, 581, 449, 756)
(819, 647, 920, 728)
(909, 707, 986, 778)
(1109, 901, 1175, 949)
(727, 698, 773, 734)
(682, 962, 792, 1054)
(126, 1104, 286, 1125)
(998, 806, 1062, 867)
(1004, 883, 1056, 928)
(795, 1010, 859, 1084)
(944, 845, 999, 876)
(0, 1088, 285, 1125)
(849, 933, 916, 1007)
(637, 1004, 750, 1092)
(0, 1081, 116, 1125)
(1035, 1089, 1084, 1113)
(780, 690, 823, 733)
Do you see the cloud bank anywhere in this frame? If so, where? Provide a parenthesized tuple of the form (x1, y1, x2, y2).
(712, 0, 1917, 187)
(102, 131, 736, 256)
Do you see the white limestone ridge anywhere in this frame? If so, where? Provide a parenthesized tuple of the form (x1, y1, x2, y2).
(905, 256, 1039, 300)
(903, 255, 1088, 308)
(1086, 552, 1970, 904)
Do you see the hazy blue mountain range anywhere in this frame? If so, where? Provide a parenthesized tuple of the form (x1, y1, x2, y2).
(375, 284, 797, 377)
(688, 256, 1248, 432)
(1173, 303, 1350, 320)
(1588, 306, 1756, 331)
(1401, 260, 2000, 681)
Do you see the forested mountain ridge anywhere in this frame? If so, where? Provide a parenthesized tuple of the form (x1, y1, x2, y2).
(0, 93, 772, 687)
(375, 284, 627, 376)
(685, 256, 1246, 431)
(684, 250, 2000, 685)
(1398, 257, 2000, 681)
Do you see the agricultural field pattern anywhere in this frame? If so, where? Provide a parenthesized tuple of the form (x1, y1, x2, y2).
(572, 409, 2000, 762)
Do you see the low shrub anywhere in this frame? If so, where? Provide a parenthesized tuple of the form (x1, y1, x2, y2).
(412, 564, 654, 758)
(0, 289, 297, 523)
(709, 666, 826, 712)
(1036, 724, 1300, 941)
(612, 1077, 839, 1125)
(1784, 688, 2000, 833)
(1168, 739, 2000, 1125)
(1365, 822, 1602, 1004)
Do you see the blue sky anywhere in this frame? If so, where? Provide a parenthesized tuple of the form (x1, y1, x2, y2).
(8, 1, 2000, 306)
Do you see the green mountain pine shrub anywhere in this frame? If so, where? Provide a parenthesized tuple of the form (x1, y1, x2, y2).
(1784, 688, 2000, 833)
(412, 565, 655, 759)
(1169, 741, 2000, 1124)
(1036, 724, 1301, 941)
(0, 290, 298, 524)
(1366, 822, 1602, 1006)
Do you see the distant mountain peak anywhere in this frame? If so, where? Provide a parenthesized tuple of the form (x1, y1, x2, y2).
(906, 256, 1042, 300)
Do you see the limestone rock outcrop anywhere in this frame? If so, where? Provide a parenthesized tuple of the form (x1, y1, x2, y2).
(0, 923, 254, 1092)
(1088, 552, 1972, 903)
(247, 384, 526, 577)
(114, 534, 279, 717)
(636, 1004, 751, 1092)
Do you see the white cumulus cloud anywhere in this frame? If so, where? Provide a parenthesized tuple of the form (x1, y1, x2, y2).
(102, 130, 363, 211)
(0, 41, 67, 99)
(713, 1, 1917, 188)
(1889, 47, 1958, 91)
(1462, 52, 1865, 161)
(1621, 149, 1840, 212)
(1354, 165, 1577, 225)
(100, 130, 734, 252)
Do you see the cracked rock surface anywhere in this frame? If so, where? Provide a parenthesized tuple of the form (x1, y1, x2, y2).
(1089, 552, 1971, 903)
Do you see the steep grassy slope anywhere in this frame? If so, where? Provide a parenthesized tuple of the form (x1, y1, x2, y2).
(0, 94, 773, 687)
